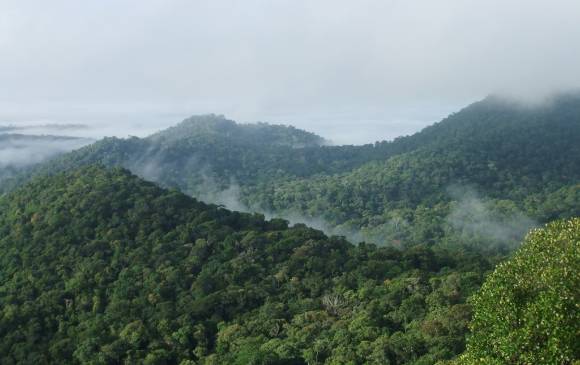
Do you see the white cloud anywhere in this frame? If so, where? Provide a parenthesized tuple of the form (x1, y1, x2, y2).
(0, 0, 579, 143)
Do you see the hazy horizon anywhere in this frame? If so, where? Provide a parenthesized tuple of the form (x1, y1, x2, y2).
(0, 98, 464, 145)
(1, 90, 579, 146)
(2, 0, 580, 144)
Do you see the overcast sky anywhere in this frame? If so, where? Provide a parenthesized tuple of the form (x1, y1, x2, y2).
(1, 0, 579, 144)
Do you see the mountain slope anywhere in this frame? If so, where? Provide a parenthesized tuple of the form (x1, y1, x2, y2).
(243, 94, 580, 246)
(2, 94, 579, 247)
(148, 114, 326, 147)
(0, 116, 395, 197)
(0, 166, 493, 364)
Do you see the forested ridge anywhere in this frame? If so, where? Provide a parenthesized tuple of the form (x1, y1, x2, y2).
(0, 167, 577, 364)
(243, 95, 580, 246)
(3, 94, 578, 247)
(0, 166, 496, 364)
(0, 114, 395, 194)
(2, 1, 578, 363)
(0, 94, 578, 364)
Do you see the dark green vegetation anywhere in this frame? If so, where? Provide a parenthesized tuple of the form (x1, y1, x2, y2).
(0, 114, 405, 194)
(0, 95, 578, 364)
(244, 95, 580, 247)
(0, 167, 496, 364)
(147, 114, 326, 148)
(3, 95, 579, 248)
(450, 218, 580, 364)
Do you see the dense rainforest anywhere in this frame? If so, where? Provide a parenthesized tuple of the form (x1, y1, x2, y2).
(0, 167, 577, 364)
(2, 94, 579, 248)
(0, 95, 578, 364)
(244, 95, 580, 246)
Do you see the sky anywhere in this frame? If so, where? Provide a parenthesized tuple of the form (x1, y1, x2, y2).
(1, 0, 580, 144)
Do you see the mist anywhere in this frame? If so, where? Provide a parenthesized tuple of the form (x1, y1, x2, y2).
(446, 186, 537, 247)
(1, 0, 579, 144)
(0, 134, 93, 168)
(209, 184, 366, 244)
(132, 152, 366, 242)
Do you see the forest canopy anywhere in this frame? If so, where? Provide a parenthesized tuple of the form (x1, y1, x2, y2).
(450, 218, 580, 364)
(0, 166, 498, 364)
(3, 95, 579, 250)
(1, 95, 578, 364)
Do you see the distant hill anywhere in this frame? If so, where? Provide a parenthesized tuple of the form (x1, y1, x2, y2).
(148, 114, 327, 148)
(245, 94, 580, 246)
(1, 116, 392, 196)
(0, 166, 494, 364)
(3, 94, 579, 247)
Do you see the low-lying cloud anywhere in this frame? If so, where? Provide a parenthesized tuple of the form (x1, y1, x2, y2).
(0, 123, 89, 134)
(446, 186, 537, 247)
(0, 134, 93, 168)
(1, 1, 579, 144)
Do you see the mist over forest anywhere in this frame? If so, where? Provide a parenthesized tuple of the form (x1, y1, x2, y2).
(0, 1, 579, 364)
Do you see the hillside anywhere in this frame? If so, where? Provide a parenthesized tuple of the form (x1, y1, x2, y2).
(243, 94, 580, 246)
(0, 166, 495, 364)
(0, 117, 393, 196)
(2, 94, 579, 247)
(147, 114, 327, 148)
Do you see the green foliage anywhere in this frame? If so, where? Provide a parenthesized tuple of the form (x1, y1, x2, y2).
(4, 95, 579, 249)
(245, 95, 580, 247)
(148, 114, 326, 148)
(1, 94, 578, 364)
(452, 218, 580, 364)
(0, 166, 494, 364)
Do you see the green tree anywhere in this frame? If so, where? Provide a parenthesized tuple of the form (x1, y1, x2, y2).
(454, 218, 580, 364)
